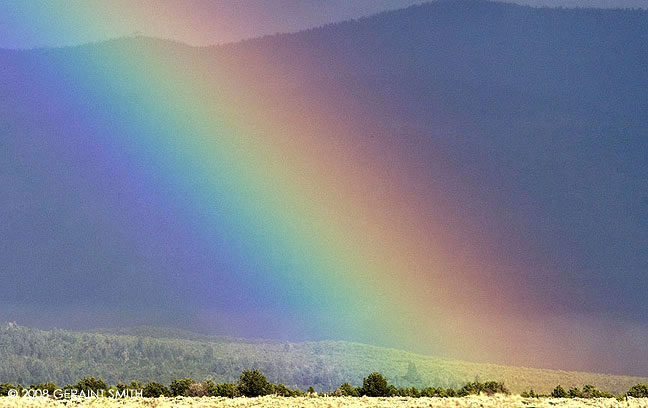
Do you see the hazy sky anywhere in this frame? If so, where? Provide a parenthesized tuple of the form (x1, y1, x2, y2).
(1, 0, 647, 49)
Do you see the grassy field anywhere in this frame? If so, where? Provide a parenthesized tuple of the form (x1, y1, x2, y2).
(1, 396, 647, 408)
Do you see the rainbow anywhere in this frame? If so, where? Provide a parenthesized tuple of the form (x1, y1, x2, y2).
(3, 3, 567, 369)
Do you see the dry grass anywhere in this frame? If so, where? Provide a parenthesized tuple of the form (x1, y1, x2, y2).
(2, 396, 648, 408)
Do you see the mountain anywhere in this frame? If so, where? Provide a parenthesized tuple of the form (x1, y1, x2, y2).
(1, 323, 646, 393)
(2, 0, 648, 376)
(506, 0, 648, 8)
(3, 0, 647, 49)
(0, 0, 431, 49)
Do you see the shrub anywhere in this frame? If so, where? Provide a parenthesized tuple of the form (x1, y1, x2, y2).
(482, 381, 509, 395)
(71, 377, 108, 393)
(582, 384, 598, 398)
(580, 384, 614, 398)
(238, 369, 273, 397)
(186, 383, 208, 397)
(628, 384, 648, 398)
(551, 385, 568, 398)
(420, 387, 438, 397)
(274, 384, 298, 397)
(334, 382, 360, 397)
(521, 389, 539, 398)
(459, 382, 483, 396)
(361, 372, 389, 397)
(0, 384, 17, 396)
(396, 387, 420, 397)
(201, 380, 218, 397)
(31, 382, 58, 394)
(142, 382, 170, 397)
(170, 377, 195, 397)
(214, 383, 239, 398)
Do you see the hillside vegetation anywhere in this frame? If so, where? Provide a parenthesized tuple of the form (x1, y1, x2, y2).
(0, 324, 645, 393)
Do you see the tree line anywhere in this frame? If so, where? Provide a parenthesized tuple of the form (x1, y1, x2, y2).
(0, 370, 507, 398)
(522, 383, 648, 400)
(2, 369, 647, 399)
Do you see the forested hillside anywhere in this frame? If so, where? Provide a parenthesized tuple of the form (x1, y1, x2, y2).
(0, 324, 646, 393)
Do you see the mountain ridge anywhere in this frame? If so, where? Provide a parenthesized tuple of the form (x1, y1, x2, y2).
(3, 0, 648, 52)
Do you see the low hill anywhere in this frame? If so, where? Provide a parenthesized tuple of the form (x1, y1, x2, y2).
(0, 324, 645, 393)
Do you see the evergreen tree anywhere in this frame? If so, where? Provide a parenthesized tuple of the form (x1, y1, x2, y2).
(551, 385, 568, 398)
(238, 369, 273, 397)
(142, 382, 170, 397)
(361, 372, 389, 397)
(170, 377, 195, 397)
(627, 384, 648, 398)
(335, 382, 360, 397)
